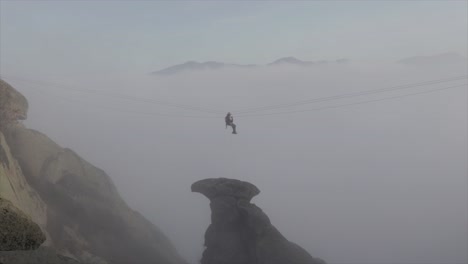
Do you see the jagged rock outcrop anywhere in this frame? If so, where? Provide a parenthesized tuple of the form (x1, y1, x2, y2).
(0, 87, 50, 250)
(0, 198, 77, 264)
(0, 198, 46, 251)
(0, 80, 28, 127)
(192, 178, 326, 264)
(0, 79, 185, 264)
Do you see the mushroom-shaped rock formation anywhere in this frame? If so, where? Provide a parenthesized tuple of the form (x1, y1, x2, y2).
(192, 178, 326, 264)
(192, 178, 260, 201)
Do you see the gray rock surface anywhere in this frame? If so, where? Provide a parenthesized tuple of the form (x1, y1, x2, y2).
(0, 80, 28, 126)
(0, 131, 49, 246)
(2, 124, 185, 264)
(192, 178, 326, 264)
(0, 198, 46, 251)
(0, 247, 81, 264)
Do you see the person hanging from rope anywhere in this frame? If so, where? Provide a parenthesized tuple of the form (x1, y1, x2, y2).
(225, 112, 237, 134)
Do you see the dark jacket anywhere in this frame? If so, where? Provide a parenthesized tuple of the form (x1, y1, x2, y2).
(225, 114, 233, 126)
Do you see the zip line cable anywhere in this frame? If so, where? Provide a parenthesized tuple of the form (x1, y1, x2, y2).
(1, 74, 466, 118)
(3, 74, 465, 116)
(24, 80, 466, 119)
(232, 75, 467, 114)
(236, 84, 467, 118)
(0, 75, 225, 115)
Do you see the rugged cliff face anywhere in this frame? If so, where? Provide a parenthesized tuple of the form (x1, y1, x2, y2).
(192, 178, 326, 264)
(0, 79, 185, 264)
(0, 80, 49, 249)
(0, 131, 48, 242)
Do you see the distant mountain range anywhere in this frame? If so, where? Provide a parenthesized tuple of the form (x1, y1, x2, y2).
(151, 52, 466, 76)
(151, 57, 349, 76)
(397, 52, 467, 65)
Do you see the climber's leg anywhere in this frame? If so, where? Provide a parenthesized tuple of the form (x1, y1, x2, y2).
(231, 123, 237, 134)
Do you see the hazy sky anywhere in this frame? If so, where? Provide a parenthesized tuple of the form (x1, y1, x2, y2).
(1, 1, 467, 264)
(1, 0, 467, 79)
(6, 63, 466, 264)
